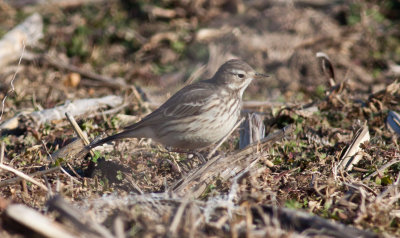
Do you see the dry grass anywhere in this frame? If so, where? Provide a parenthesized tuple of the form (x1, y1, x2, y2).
(0, 0, 399, 237)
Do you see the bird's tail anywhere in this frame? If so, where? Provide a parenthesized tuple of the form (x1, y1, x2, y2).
(79, 130, 137, 157)
(88, 130, 136, 150)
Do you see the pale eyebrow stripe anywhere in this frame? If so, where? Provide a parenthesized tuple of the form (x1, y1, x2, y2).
(231, 69, 246, 75)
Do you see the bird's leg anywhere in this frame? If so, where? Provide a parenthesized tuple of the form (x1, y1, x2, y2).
(165, 146, 184, 154)
(164, 147, 206, 164)
(192, 151, 206, 164)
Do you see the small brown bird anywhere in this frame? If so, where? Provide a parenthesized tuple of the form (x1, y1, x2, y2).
(86, 59, 267, 151)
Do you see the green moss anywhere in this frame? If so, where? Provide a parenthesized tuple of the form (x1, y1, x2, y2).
(0, 136, 11, 145)
(171, 40, 186, 54)
(285, 199, 304, 209)
(348, 3, 362, 25)
(67, 25, 91, 59)
(314, 85, 326, 100)
(116, 170, 123, 181)
(92, 151, 101, 163)
(152, 62, 176, 75)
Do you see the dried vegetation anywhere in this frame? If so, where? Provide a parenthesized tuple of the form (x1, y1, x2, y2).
(0, 0, 400, 237)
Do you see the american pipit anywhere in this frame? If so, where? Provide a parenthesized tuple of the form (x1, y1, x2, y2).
(86, 59, 267, 152)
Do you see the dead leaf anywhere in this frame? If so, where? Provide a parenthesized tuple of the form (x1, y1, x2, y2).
(337, 124, 370, 172)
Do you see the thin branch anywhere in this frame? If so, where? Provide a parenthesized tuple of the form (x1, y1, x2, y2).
(0, 166, 60, 188)
(91, 102, 130, 118)
(363, 158, 400, 181)
(173, 124, 295, 197)
(169, 199, 189, 236)
(375, 171, 400, 201)
(5, 204, 75, 238)
(65, 112, 95, 157)
(0, 163, 49, 191)
(0, 142, 4, 164)
(0, 41, 25, 121)
(59, 166, 82, 184)
(23, 53, 127, 89)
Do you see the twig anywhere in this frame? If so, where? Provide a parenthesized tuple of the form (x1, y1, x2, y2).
(172, 124, 294, 197)
(28, 95, 123, 125)
(256, 204, 378, 238)
(114, 216, 125, 238)
(375, 171, 400, 201)
(44, 54, 127, 88)
(59, 166, 82, 184)
(350, 182, 378, 197)
(0, 166, 60, 188)
(66, 163, 82, 179)
(241, 124, 294, 153)
(363, 158, 400, 181)
(41, 140, 54, 162)
(124, 176, 144, 194)
(24, 53, 126, 89)
(65, 112, 95, 157)
(0, 41, 25, 121)
(47, 195, 115, 238)
(91, 102, 129, 118)
(0, 163, 48, 191)
(207, 117, 245, 159)
(5, 204, 75, 238)
(169, 199, 189, 236)
(0, 13, 42, 68)
(0, 141, 4, 164)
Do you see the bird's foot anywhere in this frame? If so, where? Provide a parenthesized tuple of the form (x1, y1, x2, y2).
(192, 151, 206, 164)
(165, 147, 206, 164)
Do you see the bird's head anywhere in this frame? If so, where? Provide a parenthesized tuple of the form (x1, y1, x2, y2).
(212, 59, 268, 97)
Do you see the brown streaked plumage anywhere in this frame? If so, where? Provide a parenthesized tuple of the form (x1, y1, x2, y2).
(86, 59, 267, 151)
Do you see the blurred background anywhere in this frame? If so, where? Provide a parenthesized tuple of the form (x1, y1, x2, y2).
(0, 0, 399, 111)
(0, 1, 400, 237)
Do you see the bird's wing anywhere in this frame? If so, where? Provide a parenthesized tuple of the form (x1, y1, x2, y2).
(162, 87, 213, 117)
(124, 82, 215, 130)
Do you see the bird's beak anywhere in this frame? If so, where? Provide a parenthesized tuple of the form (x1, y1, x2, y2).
(254, 72, 269, 80)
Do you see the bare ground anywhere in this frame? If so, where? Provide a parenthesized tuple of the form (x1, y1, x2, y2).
(0, 0, 399, 237)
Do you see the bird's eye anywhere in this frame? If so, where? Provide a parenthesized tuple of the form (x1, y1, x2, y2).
(238, 74, 245, 78)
